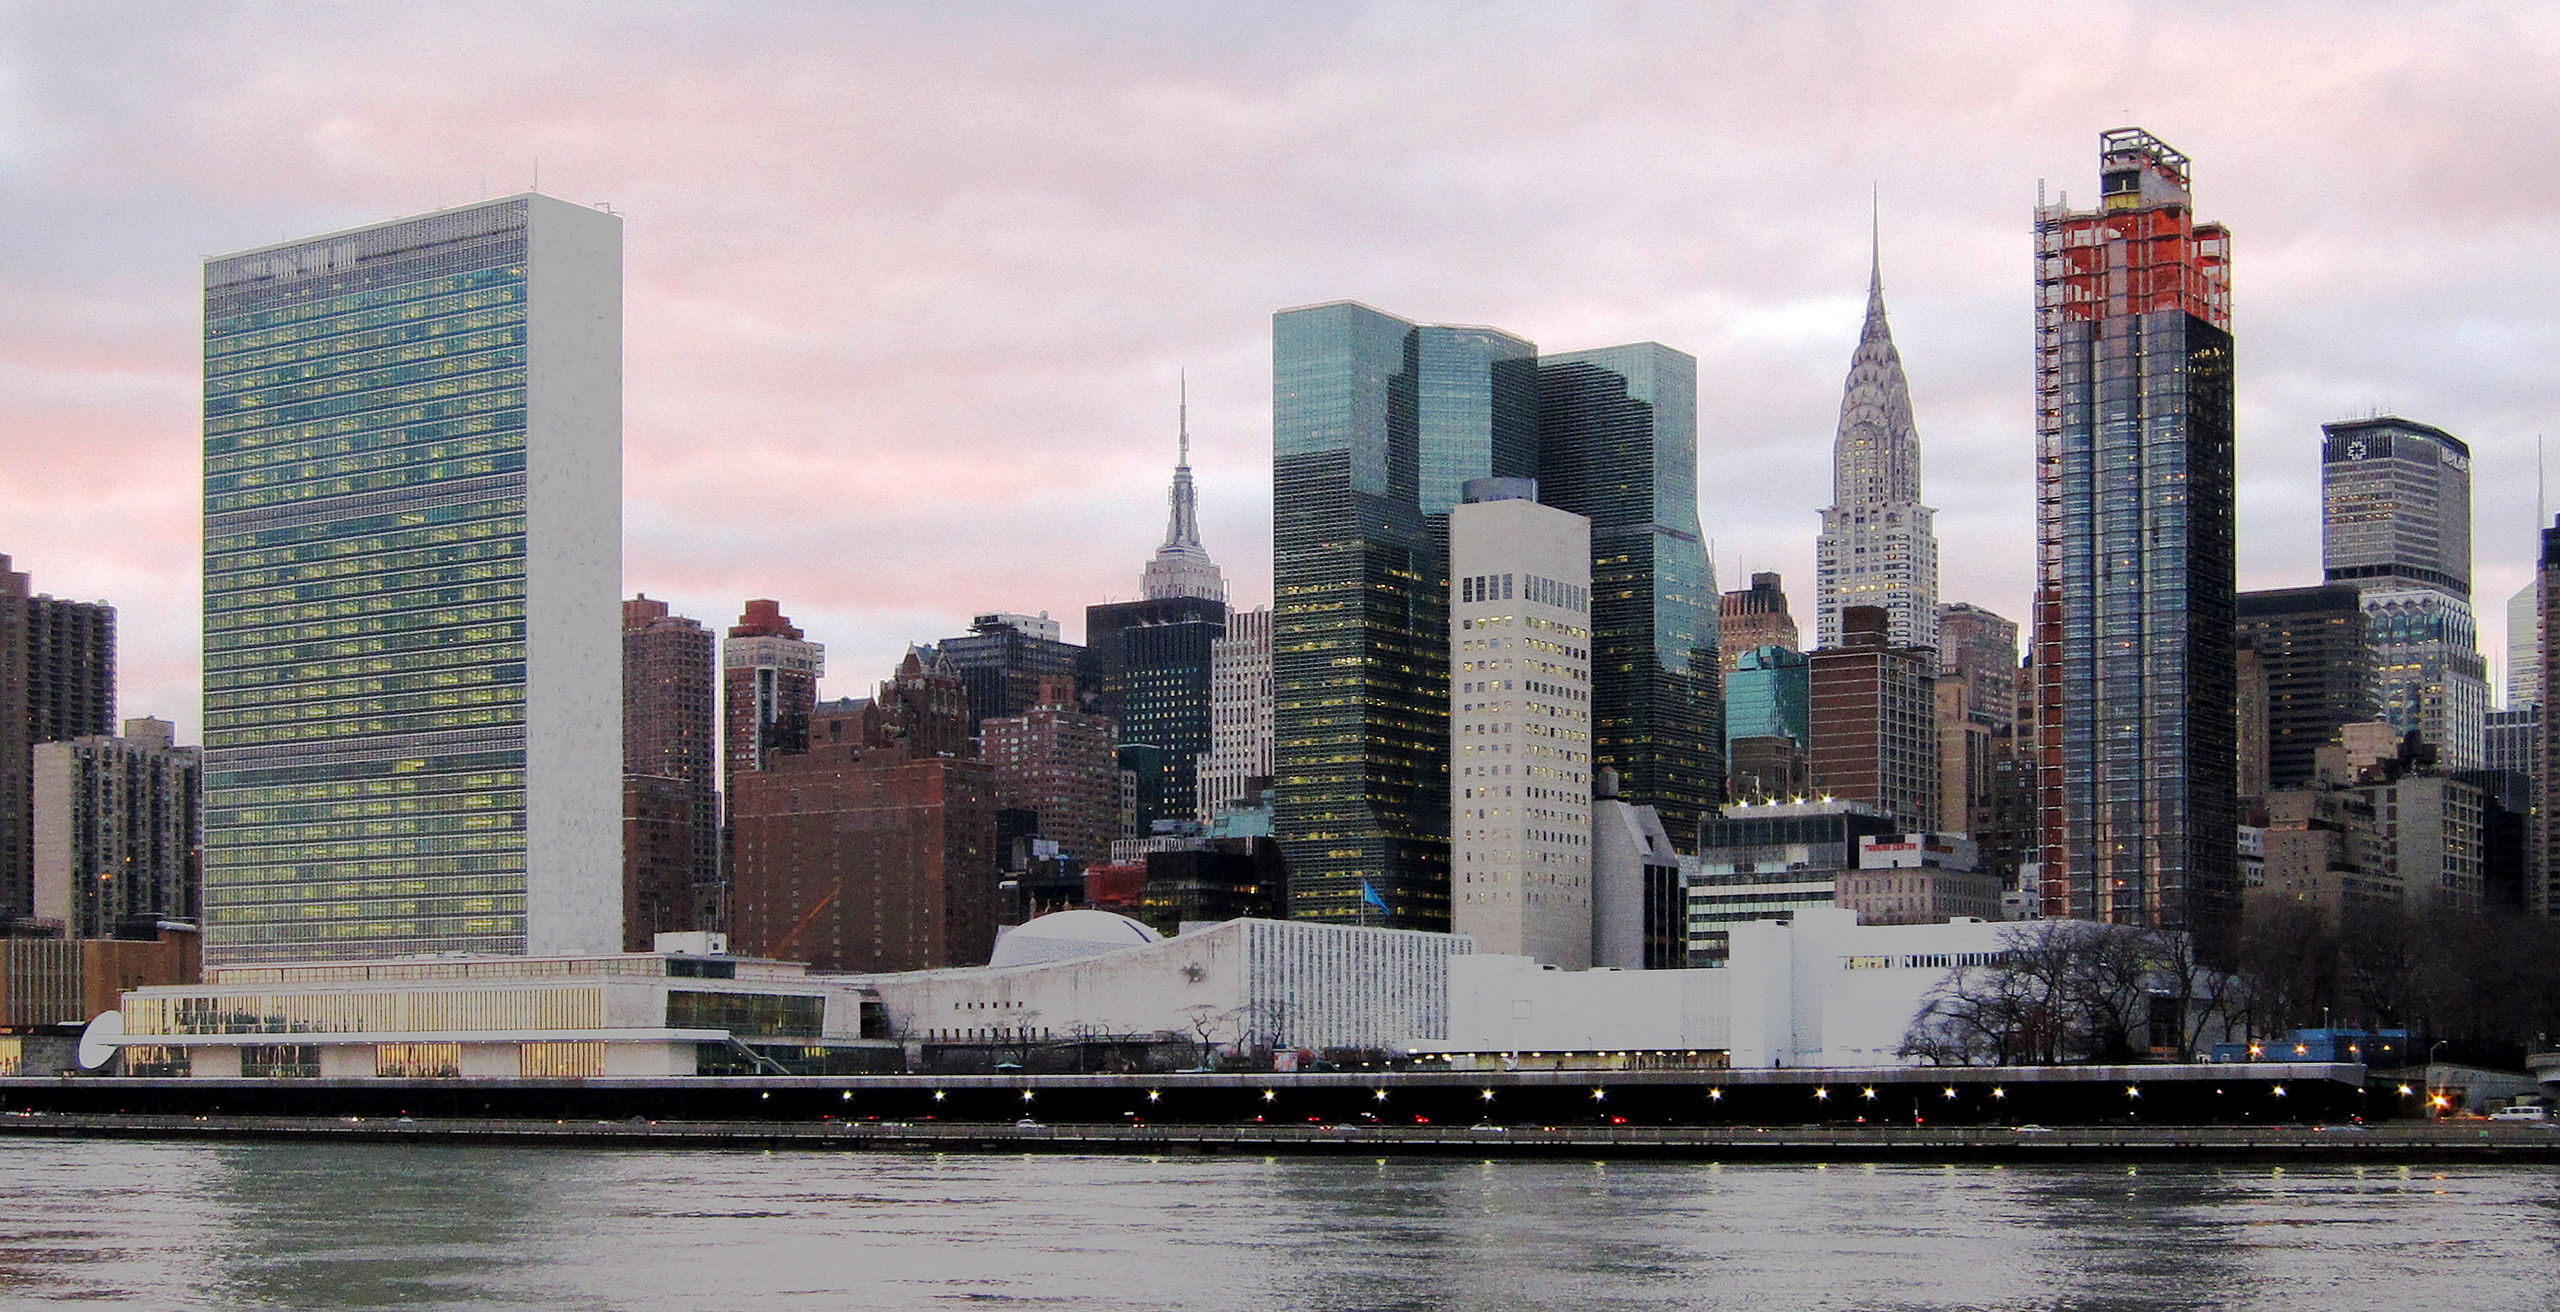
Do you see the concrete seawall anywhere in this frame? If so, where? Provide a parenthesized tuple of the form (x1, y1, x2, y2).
(4, 1113, 2555, 1162)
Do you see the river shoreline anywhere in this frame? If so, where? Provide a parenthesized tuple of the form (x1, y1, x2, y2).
(6, 1111, 2556, 1162)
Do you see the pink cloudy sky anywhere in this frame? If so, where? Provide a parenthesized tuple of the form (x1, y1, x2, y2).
(3, 2, 2555, 742)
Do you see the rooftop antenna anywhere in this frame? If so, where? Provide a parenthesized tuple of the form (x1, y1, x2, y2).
(1178, 370, 1190, 467)
(2540, 434, 2547, 530)
(1870, 183, 1881, 289)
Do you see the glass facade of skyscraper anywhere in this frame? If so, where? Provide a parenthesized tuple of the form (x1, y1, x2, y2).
(1537, 344, 1722, 844)
(2320, 417, 2485, 769)
(202, 196, 622, 965)
(1416, 328, 1540, 522)
(2031, 130, 2239, 950)
(1725, 645, 1810, 749)
(1273, 304, 1539, 929)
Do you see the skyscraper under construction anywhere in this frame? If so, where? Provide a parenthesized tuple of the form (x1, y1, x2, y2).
(2030, 129, 2239, 952)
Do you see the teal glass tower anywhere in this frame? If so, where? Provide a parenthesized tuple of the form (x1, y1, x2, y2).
(1271, 302, 1535, 929)
(201, 195, 623, 965)
(1725, 645, 1810, 749)
(1537, 344, 1722, 844)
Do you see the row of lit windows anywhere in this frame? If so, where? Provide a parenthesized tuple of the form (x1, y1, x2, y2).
(206, 350, 525, 437)
(208, 409, 519, 479)
(207, 451, 524, 514)
(210, 811, 524, 849)
(206, 665, 525, 717)
(209, 595, 524, 649)
(208, 349, 526, 438)
(206, 389, 524, 461)
(205, 926, 524, 955)
(210, 760, 520, 798)
(208, 641, 524, 696)
(210, 562, 524, 619)
(211, 793, 520, 833)
(212, 573, 524, 630)
(207, 760, 523, 799)
(128, 983, 594, 1037)
(209, 623, 523, 675)
(205, 704, 524, 749)
(212, 685, 525, 731)
(211, 526, 522, 592)
(209, 298, 521, 378)
(209, 431, 524, 499)
(204, 858, 523, 887)
(203, 833, 524, 867)
(210, 672, 529, 724)
(210, 490, 523, 552)
(207, 893, 523, 927)
(201, 873, 521, 901)
(208, 321, 523, 401)
(208, 277, 523, 360)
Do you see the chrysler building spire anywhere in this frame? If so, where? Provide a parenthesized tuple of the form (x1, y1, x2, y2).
(1814, 219, 1939, 649)
(1142, 375, 1227, 603)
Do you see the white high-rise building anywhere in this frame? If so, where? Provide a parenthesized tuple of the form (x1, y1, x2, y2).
(1451, 478, 1593, 968)
(2508, 577, 2542, 710)
(1196, 606, 1272, 820)
(1814, 231, 1938, 650)
(201, 195, 623, 964)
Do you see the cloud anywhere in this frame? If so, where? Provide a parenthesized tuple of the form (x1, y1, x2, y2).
(1, 0, 2555, 739)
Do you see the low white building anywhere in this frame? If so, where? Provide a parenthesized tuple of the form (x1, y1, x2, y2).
(114, 937, 874, 1079)
(1728, 907, 2013, 1067)
(841, 912, 1472, 1053)
(1422, 909, 2114, 1071)
(1429, 955, 1729, 1061)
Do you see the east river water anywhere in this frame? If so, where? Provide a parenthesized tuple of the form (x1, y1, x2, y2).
(2, 1140, 2555, 1310)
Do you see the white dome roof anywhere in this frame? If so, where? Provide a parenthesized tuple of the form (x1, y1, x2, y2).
(988, 910, 1163, 969)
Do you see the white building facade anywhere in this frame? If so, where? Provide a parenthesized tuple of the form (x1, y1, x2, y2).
(117, 946, 866, 1079)
(1450, 480, 1594, 968)
(1196, 606, 1273, 820)
(847, 913, 1473, 1053)
(1432, 909, 2152, 1071)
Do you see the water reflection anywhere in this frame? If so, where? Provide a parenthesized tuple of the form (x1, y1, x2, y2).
(0, 1141, 2554, 1310)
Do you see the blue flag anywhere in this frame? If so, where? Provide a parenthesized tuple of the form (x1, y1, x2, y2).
(1359, 881, 1388, 913)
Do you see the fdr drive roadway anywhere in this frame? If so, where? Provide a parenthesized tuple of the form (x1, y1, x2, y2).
(0, 1060, 2506, 1160)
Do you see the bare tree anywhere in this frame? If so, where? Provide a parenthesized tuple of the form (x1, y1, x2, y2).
(1181, 1004, 1237, 1069)
(1898, 921, 2235, 1066)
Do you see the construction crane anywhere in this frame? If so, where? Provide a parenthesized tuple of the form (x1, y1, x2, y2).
(767, 888, 838, 962)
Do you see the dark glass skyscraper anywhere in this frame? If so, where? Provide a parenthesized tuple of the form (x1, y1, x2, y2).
(1270, 302, 1535, 928)
(932, 612, 1093, 735)
(1538, 343, 1721, 842)
(2031, 130, 2238, 952)
(1087, 390, 1229, 832)
(2236, 585, 2373, 791)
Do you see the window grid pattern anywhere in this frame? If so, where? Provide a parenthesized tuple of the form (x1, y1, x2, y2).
(202, 201, 536, 965)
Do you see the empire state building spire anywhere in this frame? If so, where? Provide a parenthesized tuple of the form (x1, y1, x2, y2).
(1141, 376, 1227, 603)
(1813, 214, 1939, 649)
